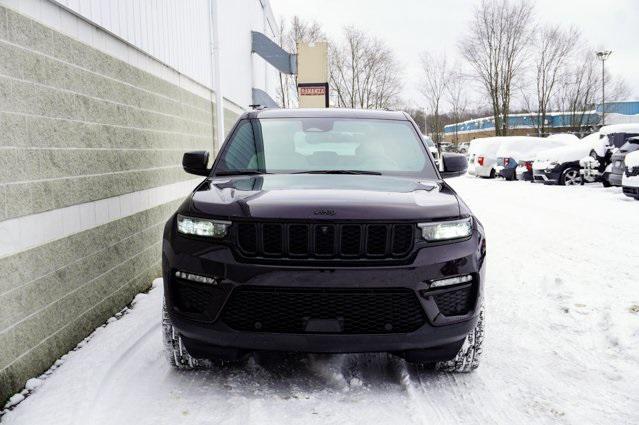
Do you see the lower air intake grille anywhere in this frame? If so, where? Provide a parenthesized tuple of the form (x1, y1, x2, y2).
(171, 278, 231, 321)
(433, 287, 474, 316)
(221, 286, 426, 334)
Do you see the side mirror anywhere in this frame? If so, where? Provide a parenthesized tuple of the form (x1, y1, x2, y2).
(182, 151, 210, 176)
(440, 153, 468, 178)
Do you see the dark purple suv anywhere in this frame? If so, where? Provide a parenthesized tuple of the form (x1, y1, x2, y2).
(162, 108, 486, 372)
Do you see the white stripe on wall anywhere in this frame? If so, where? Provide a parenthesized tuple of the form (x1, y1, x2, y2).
(0, 178, 202, 259)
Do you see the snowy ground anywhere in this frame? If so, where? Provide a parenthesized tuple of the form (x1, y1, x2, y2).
(3, 177, 639, 425)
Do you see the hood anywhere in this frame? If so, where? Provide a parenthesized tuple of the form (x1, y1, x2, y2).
(189, 174, 461, 221)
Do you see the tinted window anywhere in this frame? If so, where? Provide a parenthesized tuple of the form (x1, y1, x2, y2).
(216, 118, 437, 178)
(221, 120, 261, 170)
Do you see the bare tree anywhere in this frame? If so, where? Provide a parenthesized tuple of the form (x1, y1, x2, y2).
(555, 50, 600, 131)
(460, 0, 534, 136)
(446, 68, 470, 143)
(276, 16, 324, 108)
(329, 26, 402, 109)
(419, 52, 450, 144)
(528, 25, 580, 135)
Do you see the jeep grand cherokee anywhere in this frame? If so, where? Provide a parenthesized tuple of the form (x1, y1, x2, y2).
(162, 108, 486, 372)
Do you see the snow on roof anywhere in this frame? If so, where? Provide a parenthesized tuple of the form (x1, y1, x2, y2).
(546, 133, 580, 143)
(533, 132, 601, 162)
(496, 137, 573, 160)
(599, 123, 639, 135)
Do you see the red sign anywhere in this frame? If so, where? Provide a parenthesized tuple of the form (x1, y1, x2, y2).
(299, 86, 326, 96)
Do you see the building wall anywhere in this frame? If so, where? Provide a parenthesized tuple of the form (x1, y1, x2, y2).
(0, 1, 267, 403)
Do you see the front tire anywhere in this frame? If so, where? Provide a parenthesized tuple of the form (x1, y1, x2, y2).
(559, 167, 580, 186)
(435, 309, 484, 373)
(163, 303, 198, 370)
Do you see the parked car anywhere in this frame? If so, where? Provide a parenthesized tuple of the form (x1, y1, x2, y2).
(467, 137, 505, 178)
(494, 136, 575, 181)
(423, 134, 440, 168)
(163, 108, 486, 373)
(582, 124, 639, 186)
(533, 132, 602, 185)
(606, 132, 639, 187)
(622, 149, 639, 199)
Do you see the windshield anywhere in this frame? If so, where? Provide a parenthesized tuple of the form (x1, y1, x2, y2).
(215, 117, 437, 178)
(619, 140, 639, 153)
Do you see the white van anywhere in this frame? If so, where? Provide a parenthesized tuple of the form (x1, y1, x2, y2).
(467, 137, 505, 178)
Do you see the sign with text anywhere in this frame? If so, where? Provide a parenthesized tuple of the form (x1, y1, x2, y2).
(299, 85, 326, 96)
(297, 42, 329, 108)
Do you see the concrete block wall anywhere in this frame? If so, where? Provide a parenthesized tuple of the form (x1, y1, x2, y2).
(0, 5, 238, 403)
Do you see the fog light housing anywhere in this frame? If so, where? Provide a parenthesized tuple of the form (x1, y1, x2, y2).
(175, 270, 218, 285)
(429, 274, 473, 289)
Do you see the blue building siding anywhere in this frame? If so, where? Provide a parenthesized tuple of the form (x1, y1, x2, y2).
(444, 112, 600, 134)
(445, 101, 639, 135)
(595, 101, 639, 115)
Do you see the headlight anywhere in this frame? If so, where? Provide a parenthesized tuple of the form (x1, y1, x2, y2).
(546, 161, 559, 170)
(418, 217, 472, 241)
(177, 215, 231, 238)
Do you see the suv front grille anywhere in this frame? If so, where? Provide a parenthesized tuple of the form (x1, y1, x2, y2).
(235, 222, 415, 260)
(221, 286, 426, 334)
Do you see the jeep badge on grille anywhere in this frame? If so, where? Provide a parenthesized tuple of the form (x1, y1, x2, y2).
(313, 209, 336, 216)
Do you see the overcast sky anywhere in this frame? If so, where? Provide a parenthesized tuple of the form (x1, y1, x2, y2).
(270, 0, 639, 110)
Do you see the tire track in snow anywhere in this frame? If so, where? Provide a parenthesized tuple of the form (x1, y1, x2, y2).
(80, 321, 161, 425)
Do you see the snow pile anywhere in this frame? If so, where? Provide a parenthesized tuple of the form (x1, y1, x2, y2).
(0, 285, 144, 419)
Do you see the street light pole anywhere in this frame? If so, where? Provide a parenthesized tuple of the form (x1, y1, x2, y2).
(596, 50, 612, 126)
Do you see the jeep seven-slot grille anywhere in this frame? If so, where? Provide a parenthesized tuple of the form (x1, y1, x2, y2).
(235, 222, 415, 259)
(221, 286, 426, 334)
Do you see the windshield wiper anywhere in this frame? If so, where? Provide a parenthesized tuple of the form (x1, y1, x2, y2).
(292, 170, 382, 175)
(215, 170, 271, 176)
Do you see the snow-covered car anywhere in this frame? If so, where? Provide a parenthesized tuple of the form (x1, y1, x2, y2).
(608, 129, 639, 186)
(533, 132, 602, 185)
(622, 149, 639, 199)
(467, 137, 505, 178)
(579, 124, 639, 186)
(493, 136, 575, 181)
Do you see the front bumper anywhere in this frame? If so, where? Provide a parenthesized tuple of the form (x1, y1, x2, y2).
(608, 172, 623, 187)
(623, 175, 639, 198)
(533, 169, 561, 184)
(162, 218, 486, 355)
